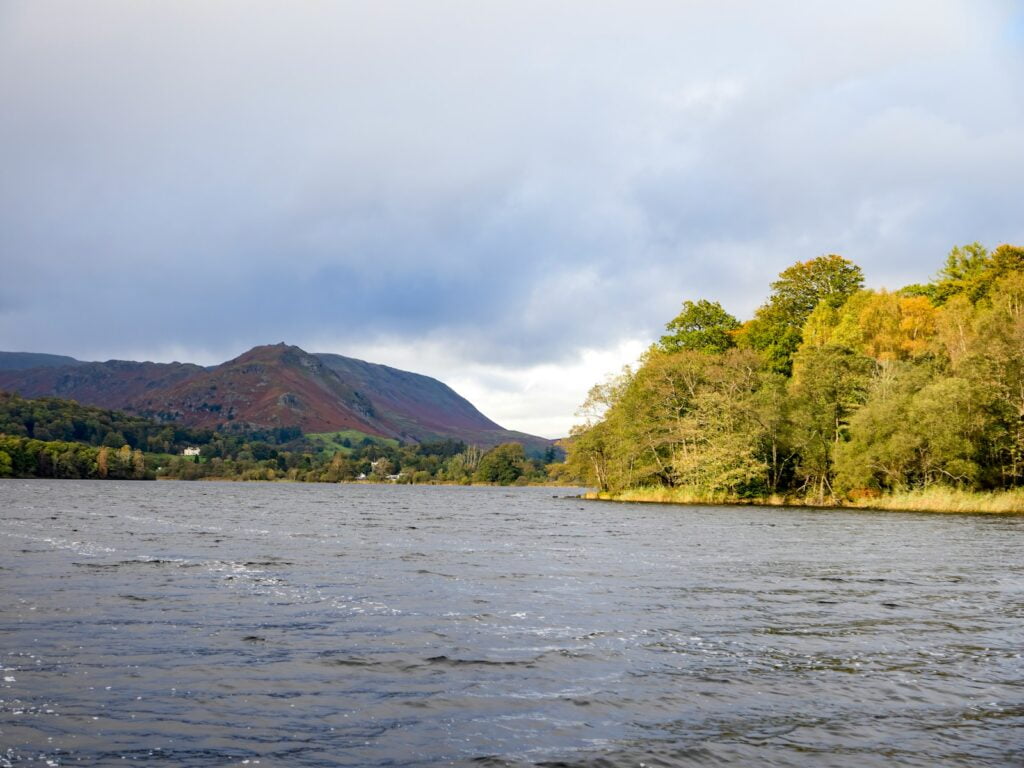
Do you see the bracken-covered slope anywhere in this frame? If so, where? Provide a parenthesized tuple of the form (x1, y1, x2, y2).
(130, 344, 388, 435)
(0, 344, 552, 451)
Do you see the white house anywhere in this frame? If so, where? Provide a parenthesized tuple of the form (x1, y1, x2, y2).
(183, 447, 201, 457)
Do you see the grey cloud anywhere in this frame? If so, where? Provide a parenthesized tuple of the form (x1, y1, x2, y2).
(2, 0, 1022, 367)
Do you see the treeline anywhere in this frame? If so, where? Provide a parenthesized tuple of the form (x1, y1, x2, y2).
(159, 439, 553, 485)
(0, 391, 306, 454)
(0, 392, 217, 452)
(565, 243, 1024, 503)
(0, 436, 149, 480)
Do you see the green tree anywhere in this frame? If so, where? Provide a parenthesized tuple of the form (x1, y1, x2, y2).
(834, 364, 929, 492)
(103, 431, 128, 449)
(563, 422, 614, 490)
(930, 242, 1024, 305)
(659, 299, 740, 354)
(743, 255, 864, 373)
(788, 345, 875, 502)
(746, 370, 799, 493)
(665, 349, 773, 496)
(932, 242, 991, 303)
(475, 443, 527, 485)
(567, 347, 785, 496)
(836, 368, 989, 493)
(955, 272, 1024, 485)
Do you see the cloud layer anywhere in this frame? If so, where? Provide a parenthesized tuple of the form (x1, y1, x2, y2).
(2, 1, 1022, 436)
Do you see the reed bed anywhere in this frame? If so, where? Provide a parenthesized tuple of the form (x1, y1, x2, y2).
(584, 486, 1024, 514)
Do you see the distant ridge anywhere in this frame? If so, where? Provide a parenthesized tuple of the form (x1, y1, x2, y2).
(0, 358, 204, 409)
(0, 344, 552, 453)
(0, 351, 85, 371)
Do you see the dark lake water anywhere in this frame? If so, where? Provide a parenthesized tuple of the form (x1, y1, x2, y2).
(1, 480, 1021, 767)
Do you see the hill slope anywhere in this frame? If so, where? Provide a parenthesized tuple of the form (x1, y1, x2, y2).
(0, 345, 551, 451)
(130, 344, 388, 435)
(315, 352, 552, 452)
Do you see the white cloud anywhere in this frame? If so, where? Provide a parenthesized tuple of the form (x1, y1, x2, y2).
(329, 337, 649, 439)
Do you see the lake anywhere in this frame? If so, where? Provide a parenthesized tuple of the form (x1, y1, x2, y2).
(0, 480, 1021, 766)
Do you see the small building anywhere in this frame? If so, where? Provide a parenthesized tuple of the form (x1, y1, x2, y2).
(183, 446, 201, 457)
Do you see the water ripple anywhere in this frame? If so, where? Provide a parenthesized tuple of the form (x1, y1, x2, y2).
(0, 480, 1021, 767)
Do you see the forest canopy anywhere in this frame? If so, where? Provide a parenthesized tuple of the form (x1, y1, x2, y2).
(565, 243, 1024, 503)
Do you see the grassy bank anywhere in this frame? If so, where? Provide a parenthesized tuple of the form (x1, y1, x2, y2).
(584, 486, 1024, 514)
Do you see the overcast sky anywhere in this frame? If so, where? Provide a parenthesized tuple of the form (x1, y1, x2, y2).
(2, 2, 1023, 437)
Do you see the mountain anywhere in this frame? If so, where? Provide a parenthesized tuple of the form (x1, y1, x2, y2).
(130, 344, 385, 435)
(0, 344, 552, 452)
(0, 351, 85, 371)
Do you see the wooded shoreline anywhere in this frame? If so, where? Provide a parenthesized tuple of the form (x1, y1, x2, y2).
(565, 245, 1024, 509)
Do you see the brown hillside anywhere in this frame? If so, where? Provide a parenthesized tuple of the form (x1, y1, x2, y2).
(131, 344, 395, 435)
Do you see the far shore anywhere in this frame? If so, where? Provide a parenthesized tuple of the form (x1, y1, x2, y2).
(150, 476, 579, 489)
(583, 487, 1024, 514)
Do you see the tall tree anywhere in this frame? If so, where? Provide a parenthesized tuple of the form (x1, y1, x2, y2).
(788, 346, 875, 502)
(743, 255, 864, 373)
(659, 299, 740, 354)
(930, 242, 1024, 304)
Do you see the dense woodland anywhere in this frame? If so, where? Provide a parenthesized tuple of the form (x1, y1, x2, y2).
(0, 393, 555, 485)
(565, 243, 1024, 503)
(0, 392, 218, 451)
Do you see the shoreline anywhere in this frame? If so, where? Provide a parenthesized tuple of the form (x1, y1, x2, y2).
(150, 476, 577, 489)
(582, 487, 1024, 515)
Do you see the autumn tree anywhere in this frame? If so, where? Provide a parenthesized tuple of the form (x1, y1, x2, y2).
(96, 446, 109, 478)
(800, 290, 938, 363)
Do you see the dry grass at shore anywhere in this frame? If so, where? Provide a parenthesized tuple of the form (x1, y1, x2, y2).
(848, 487, 1024, 514)
(584, 486, 1024, 514)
